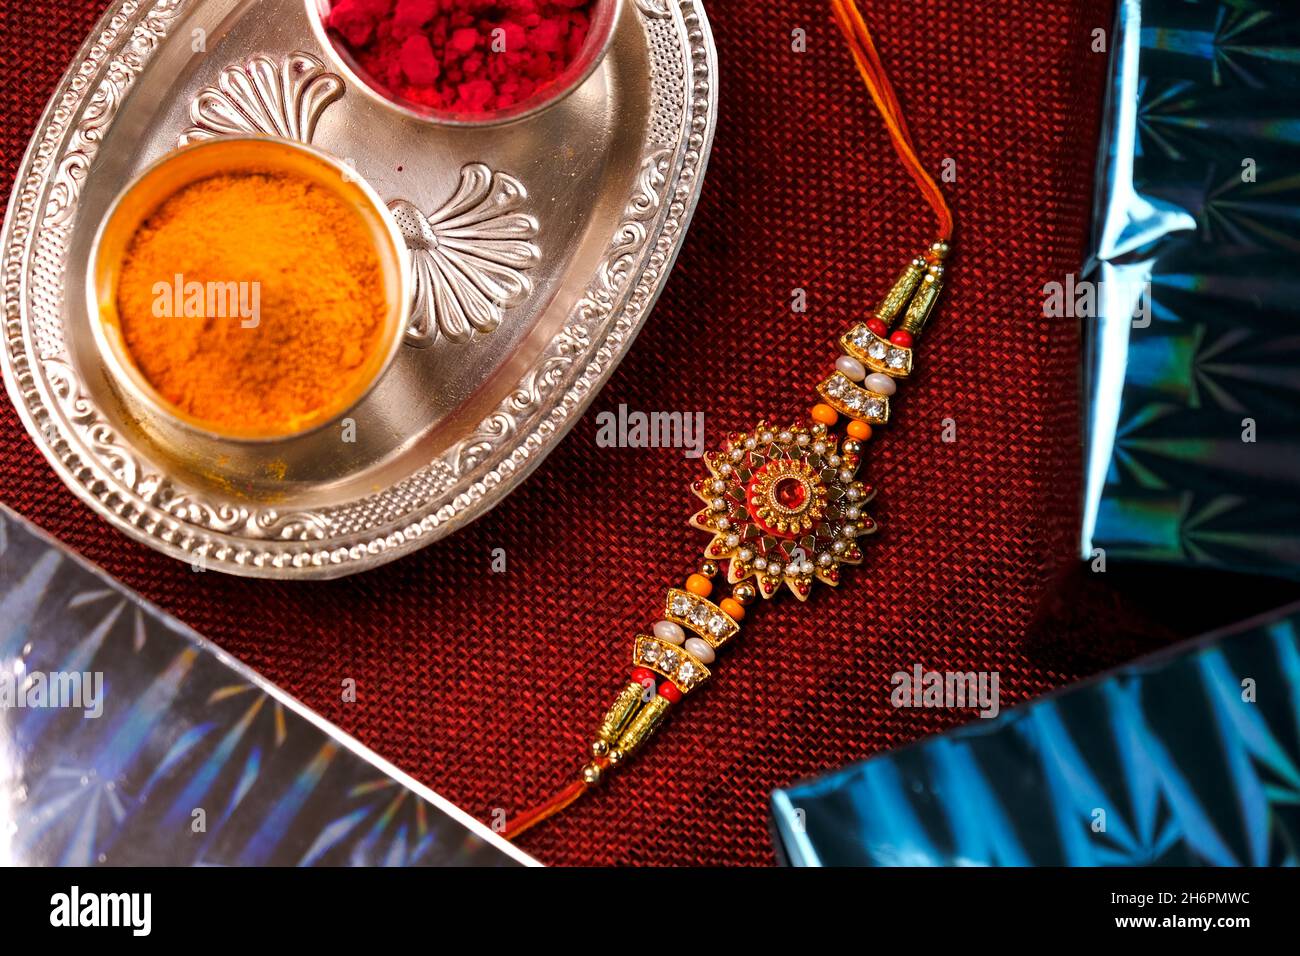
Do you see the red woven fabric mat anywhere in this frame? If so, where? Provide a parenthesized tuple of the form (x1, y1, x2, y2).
(7, 0, 1295, 866)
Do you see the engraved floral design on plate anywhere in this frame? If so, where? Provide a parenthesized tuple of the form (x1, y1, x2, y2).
(179, 51, 344, 144)
(387, 166, 540, 348)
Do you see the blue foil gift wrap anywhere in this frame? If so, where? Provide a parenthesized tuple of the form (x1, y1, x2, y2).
(1081, 0, 1300, 577)
(0, 506, 533, 867)
(771, 601, 1300, 866)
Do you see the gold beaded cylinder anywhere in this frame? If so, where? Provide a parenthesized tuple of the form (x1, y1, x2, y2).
(595, 680, 648, 749)
(614, 695, 672, 758)
(898, 265, 945, 338)
(874, 256, 926, 327)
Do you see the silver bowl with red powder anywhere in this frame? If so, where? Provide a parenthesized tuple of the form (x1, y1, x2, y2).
(306, 0, 624, 126)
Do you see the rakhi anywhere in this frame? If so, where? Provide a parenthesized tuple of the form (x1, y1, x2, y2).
(505, 0, 955, 839)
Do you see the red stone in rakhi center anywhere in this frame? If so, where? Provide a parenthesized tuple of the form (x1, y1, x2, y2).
(774, 476, 807, 510)
(658, 682, 683, 703)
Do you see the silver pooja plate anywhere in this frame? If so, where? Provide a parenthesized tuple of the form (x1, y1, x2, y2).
(2, 0, 716, 578)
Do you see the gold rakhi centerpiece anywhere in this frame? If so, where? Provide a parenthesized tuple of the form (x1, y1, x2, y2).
(689, 419, 878, 601)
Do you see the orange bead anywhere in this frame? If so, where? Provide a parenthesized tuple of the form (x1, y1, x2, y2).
(847, 420, 873, 441)
(685, 574, 713, 597)
(811, 403, 838, 425)
(720, 597, 745, 621)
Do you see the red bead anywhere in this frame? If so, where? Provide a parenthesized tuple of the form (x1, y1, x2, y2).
(774, 476, 807, 509)
(866, 318, 888, 338)
(631, 667, 656, 686)
(658, 681, 683, 703)
(889, 330, 914, 347)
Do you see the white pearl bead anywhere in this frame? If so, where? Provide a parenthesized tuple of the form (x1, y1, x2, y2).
(653, 620, 686, 645)
(864, 372, 897, 396)
(835, 356, 867, 381)
(684, 637, 716, 663)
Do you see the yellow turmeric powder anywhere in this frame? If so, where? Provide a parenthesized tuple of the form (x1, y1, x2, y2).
(116, 170, 388, 435)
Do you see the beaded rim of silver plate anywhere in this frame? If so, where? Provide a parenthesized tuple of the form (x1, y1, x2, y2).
(1, 0, 716, 578)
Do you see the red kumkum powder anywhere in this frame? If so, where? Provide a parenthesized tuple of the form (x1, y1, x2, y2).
(327, 0, 596, 115)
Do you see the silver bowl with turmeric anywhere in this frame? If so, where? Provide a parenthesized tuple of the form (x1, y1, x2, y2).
(89, 136, 410, 443)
